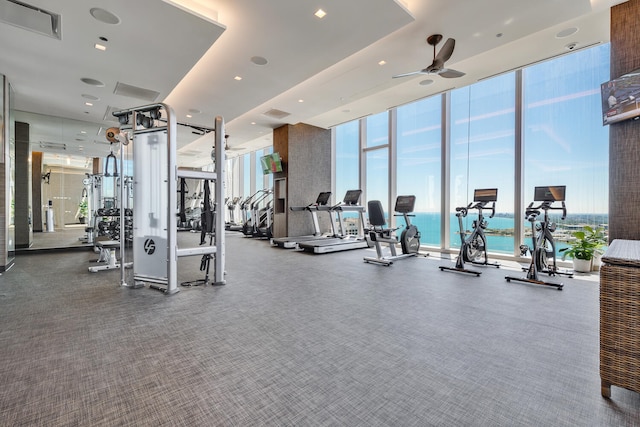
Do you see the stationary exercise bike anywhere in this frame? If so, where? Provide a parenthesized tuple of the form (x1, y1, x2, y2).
(505, 185, 573, 290)
(363, 195, 421, 266)
(440, 188, 500, 276)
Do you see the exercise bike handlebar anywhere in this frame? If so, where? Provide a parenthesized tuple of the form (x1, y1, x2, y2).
(455, 201, 495, 218)
(525, 201, 567, 220)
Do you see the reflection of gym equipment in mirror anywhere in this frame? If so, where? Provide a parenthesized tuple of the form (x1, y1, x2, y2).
(364, 195, 422, 266)
(505, 185, 573, 290)
(88, 136, 133, 273)
(440, 188, 500, 276)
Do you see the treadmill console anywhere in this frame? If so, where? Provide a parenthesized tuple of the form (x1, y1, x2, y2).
(342, 189, 362, 205)
(315, 192, 331, 206)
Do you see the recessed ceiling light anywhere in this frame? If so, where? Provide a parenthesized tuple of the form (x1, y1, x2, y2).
(186, 114, 192, 118)
(419, 79, 434, 86)
(234, 76, 242, 81)
(298, 99, 304, 103)
(80, 131, 87, 134)
(251, 122, 256, 125)
(556, 27, 579, 38)
(94, 43, 107, 51)
(378, 60, 386, 66)
(251, 56, 268, 66)
(90, 8, 121, 25)
(81, 77, 105, 87)
(85, 102, 93, 106)
(314, 9, 326, 18)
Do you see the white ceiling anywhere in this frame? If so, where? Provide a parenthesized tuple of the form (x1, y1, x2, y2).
(0, 0, 627, 168)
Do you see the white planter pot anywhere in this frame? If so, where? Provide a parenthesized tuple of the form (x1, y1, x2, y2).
(592, 253, 602, 271)
(573, 258, 592, 273)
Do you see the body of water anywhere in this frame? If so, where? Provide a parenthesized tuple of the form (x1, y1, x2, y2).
(398, 212, 607, 255)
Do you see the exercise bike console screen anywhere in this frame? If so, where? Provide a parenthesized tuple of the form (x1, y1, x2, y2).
(343, 190, 362, 205)
(534, 185, 566, 202)
(394, 195, 416, 213)
(473, 188, 498, 203)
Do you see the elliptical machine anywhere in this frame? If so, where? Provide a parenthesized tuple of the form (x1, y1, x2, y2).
(440, 188, 500, 276)
(505, 185, 572, 290)
(363, 195, 421, 266)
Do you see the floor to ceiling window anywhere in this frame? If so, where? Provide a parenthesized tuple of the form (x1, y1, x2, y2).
(242, 153, 251, 198)
(396, 96, 442, 246)
(365, 112, 389, 212)
(450, 73, 516, 253)
(335, 121, 360, 202)
(522, 43, 610, 253)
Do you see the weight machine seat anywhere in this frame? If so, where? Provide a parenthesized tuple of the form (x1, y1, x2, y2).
(89, 240, 126, 273)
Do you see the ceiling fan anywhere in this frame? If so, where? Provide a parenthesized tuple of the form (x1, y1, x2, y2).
(393, 34, 465, 79)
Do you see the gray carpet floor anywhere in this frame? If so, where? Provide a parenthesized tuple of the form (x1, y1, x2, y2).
(0, 231, 639, 426)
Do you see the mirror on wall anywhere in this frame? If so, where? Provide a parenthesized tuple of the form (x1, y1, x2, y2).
(14, 111, 107, 251)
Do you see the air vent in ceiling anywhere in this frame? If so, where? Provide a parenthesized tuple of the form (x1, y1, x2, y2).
(0, 0, 61, 40)
(39, 141, 66, 150)
(263, 108, 291, 120)
(114, 82, 160, 102)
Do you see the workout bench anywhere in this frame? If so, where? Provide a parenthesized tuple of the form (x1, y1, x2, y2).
(89, 240, 132, 273)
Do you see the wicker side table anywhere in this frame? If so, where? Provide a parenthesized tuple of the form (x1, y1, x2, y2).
(600, 239, 640, 398)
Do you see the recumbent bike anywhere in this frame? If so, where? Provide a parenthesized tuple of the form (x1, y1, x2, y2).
(363, 195, 421, 266)
(440, 188, 500, 276)
(505, 185, 573, 290)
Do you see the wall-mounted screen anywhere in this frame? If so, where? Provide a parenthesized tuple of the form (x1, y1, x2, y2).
(260, 152, 283, 174)
(601, 70, 640, 125)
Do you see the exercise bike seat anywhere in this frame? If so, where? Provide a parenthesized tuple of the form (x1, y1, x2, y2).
(525, 208, 540, 221)
(366, 200, 398, 242)
(455, 207, 468, 217)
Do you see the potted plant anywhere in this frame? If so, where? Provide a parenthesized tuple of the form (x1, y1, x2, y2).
(76, 199, 88, 224)
(584, 225, 607, 271)
(559, 225, 605, 273)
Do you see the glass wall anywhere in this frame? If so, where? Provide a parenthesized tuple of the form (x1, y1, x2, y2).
(335, 121, 359, 202)
(333, 43, 610, 256)
(522, 44, 610, 253)
(365, 112, 389, 210)
(254, 149, 264, 192)
(450, 73, 516, 252)
(396, 96, 442, 246)
(242, 153, 251, 198)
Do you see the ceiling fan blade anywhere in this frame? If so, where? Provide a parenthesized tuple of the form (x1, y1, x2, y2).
(439, 68, 465, 78)
(392, 70, 425, 78)
(435, 38, 455, 63)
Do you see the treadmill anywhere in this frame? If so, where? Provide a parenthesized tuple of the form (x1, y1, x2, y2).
(272, 192, 333, 248)
(298, 190, 371, 254)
